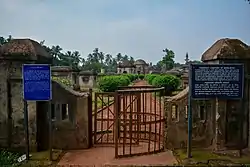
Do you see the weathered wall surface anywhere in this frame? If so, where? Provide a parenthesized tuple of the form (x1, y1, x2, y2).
(117, 67, 135, 74)
(0, 62, 91, 151)
(165, 91, 214, 149)
(0, 62, 9, 147)
(0, 61, 37, 151)
(51, 81, 90, 149)
(78, 75, 96, 88)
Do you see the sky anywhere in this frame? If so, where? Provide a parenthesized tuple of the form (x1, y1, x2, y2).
(0, 0, 250, 64)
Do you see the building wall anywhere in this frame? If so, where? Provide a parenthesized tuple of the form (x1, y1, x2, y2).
(0, 61, 37, 151)
(165, 95, 214, 149)
(51, 82, 90, 149)
(166, 59, 250, 150)
(117, 67, 135, 74)
(0, 60, 91, 151)
(78, 75, 96, 88)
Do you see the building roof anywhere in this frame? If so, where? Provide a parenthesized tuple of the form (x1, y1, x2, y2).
(51, 66, 73, 72)
(0, 39, 51, 61)
(118, 60, 135, 68)
(79, 70, 97, 76)
(134, 59, 147, 65)
(201, 38, 250, 62)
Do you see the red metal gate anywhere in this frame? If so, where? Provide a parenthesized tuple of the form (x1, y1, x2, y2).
(93, 86, 165, 158)
(93, 92, 115, 145)
(115, 86, 165, 158)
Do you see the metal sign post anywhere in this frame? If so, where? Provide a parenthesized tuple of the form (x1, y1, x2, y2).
(22, 64, 52, 161)
(187, 63, 244, 158)
(23, 100, 29, 160)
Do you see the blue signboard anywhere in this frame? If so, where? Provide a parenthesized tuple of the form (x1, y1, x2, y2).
(22, 64, 52, 101)
(190, 64, 244, 99)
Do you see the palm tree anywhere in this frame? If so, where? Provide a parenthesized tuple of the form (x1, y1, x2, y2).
(87, 53, 94, 62)
(72, 51, 82, 69)
(99, 52, 105, 65)
(92, 48, 99, 62)
(123, 55, 129, 61)
(105, 54, 112, 66)
(116, 53, 122, 62)
(51, 45, 62, 65)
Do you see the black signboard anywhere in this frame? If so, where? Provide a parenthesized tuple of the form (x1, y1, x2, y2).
(190, 64, 244, 99)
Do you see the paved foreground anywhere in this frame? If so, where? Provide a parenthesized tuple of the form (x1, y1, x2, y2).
(57, 146, 177, 166)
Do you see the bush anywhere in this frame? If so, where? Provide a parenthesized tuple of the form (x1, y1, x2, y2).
(123, 74, 137, 82)
(98, 75, 130, 92)
(138, 74, 145, 80)
(52, 76, 73, 87)
(145, 74, 158, 84)
(152, 74, 180, 95)
(0, 150, 21, 166)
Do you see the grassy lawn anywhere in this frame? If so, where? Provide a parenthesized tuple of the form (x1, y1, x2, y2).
(174, 148, 250, 166)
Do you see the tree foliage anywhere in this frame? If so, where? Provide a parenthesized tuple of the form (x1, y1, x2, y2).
(0, 35, 201, 73)
(156, 48, 176, 71)
(0, 36, 134, 73)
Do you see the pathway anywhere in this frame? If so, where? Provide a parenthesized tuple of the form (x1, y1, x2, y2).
(57, 80, 177, 167)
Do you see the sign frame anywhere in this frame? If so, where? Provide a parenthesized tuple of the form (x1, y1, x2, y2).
(22, 64, 52, 101)
(190, 63, 244, 100)
(187, 63, 244, 158)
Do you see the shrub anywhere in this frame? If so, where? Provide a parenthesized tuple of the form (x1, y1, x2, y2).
(138, 74, 145, 80)
(0, 150, 21, 166)
(52, 76, 73, 87)
(152, 75, 180, 95)
(98, 75, 130, 92)
(123, 74, 137, 82)
(145, 74, 158, 85)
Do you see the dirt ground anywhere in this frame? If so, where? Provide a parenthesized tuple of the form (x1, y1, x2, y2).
(57, 80, 177, 167)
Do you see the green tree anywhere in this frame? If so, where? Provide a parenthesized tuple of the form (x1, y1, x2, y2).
(122, 55, 129, 61)
(92, 48, 99, 62)
(116, 53, 122, 62)
(105, 54, 112, 66)
(51, 45, 63, 65)
(129, 56, 134, 64)
(99, 52, 105, 65)
(0, 36, 139, 74)
(162, 48, 175, 70)
(0, 37, 7, 45)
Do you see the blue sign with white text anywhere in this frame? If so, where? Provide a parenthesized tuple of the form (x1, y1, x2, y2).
(23, 64, 52, 101)
(191, 64, 244, 99)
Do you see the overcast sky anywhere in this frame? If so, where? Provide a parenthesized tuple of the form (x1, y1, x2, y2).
(1, 0, 249, 64)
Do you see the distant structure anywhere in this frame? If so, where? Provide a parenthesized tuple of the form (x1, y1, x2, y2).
(117, 59, 149, 74)
(185, 52, 190, 65)
(183, 52, 190, 72)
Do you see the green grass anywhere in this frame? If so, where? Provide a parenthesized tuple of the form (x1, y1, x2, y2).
(20, 149, 63, 167)
(0, 149, 21, 167)
(0, 149, 63, 167)
(175, 149, 250, 166)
